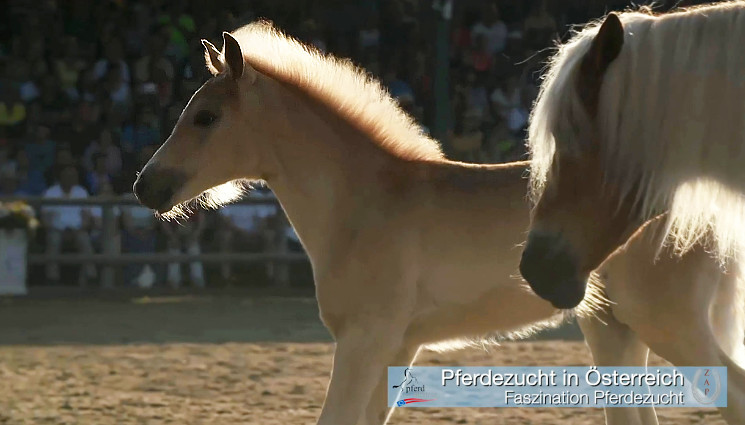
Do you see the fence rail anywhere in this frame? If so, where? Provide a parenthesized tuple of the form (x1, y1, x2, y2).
(1, 196, 306, 288)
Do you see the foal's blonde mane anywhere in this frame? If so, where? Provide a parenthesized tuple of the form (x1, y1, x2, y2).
(229, 21, 444, 162)
(529, 1, 745, 259)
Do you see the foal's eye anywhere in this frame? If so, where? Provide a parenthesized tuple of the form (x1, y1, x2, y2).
(194, 110, 218, 127)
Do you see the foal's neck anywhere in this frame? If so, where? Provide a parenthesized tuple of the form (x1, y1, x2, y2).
(262, 79, 408, 266)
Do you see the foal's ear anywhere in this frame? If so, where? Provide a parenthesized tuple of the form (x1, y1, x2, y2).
(586, 13, 624, 75)
(222, 32, 255, 83)
(202, 39, 224, 75)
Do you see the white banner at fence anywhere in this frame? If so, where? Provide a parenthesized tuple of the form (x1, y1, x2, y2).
(0, 229, 27, 295)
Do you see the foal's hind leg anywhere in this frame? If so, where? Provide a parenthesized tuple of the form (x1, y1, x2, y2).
(360, 344, 420, 425)
(578, 309, 658, 425)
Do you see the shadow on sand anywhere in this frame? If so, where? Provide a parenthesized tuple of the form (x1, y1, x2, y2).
(0, 288, 582, 345)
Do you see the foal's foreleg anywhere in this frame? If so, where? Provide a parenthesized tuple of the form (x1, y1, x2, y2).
(578, 310, 658, 425)
(316, 323, 407, 425)
(360, 345, 420, 425)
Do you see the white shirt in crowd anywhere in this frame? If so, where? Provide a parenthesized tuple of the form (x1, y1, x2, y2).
(471, 20, 508, 55)
(42, 184, 90, 230)
(120, 194, 155, 229)
(220, 192, 278, 233)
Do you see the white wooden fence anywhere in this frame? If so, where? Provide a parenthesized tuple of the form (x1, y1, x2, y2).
(1, 196, 307, 288)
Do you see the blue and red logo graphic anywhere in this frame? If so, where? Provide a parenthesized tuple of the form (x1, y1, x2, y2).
(396, 398, 435, 406)
(392, 368, 435, 406)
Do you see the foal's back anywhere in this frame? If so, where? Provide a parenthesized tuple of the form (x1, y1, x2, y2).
(379, 160, 555, 343)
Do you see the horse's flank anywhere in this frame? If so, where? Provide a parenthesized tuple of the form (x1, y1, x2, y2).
(528, 1, 745, 258)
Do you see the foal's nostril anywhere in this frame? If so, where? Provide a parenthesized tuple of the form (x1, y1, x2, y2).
(132, 166, 185, 212)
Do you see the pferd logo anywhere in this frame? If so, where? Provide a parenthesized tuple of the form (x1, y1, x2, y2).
(392, 368, 434, 406)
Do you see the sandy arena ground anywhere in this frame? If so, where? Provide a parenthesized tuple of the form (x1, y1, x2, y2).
(0, 293, 726, 424)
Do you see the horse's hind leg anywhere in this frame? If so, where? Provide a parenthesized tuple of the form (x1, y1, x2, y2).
(578, 309, 658, 425)
(360, 344, 420, 425)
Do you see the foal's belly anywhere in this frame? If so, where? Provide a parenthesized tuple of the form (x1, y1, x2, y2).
(407, 228, 557, 345)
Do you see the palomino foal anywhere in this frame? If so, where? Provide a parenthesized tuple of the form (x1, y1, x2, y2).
(133, 23, 745, 424)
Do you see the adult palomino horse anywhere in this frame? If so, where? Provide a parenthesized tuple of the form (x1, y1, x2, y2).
(580, 218, 745, 425)
(133, 23, 745, 424)
(521, 3, 745, 309)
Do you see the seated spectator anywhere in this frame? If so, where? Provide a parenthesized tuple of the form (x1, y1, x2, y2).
(358, 16, 380, 51)
(41, 165, 96, 286)
(471, 4, 508, 56)
(55, 37, 85, 100)
(0, 172, 27, 197)
(76, 68, 100, 103)
(524, 0, 558, 51)
(120, 192, 157, 287)
(161, 212, 206, 288)
(37, 74, 72, 127)
(217, 189, 279, 281)
(134, 33, 174, 90)
(10, 59, 40, 102)
(121, 108, 160, 156)
(0, 145, 16, 178)
(384, 68, 415, 105)
(24, 125, 56, 176)
(25, 36, 50, 83)
(93, 40, 131, 83)
(470, 35, 495, 77)
(299, 19, 327, 53)
(180, 43, 211, 95)
(56, 107, 97, 157)
(0, 85, 27, 139)
(490, 76, 524, 125)
(464, 72, 490, 125)
(83, 128, 123, 176)
(102, 64, 132, 113)
(46, 144, 86, 189)
(86, 153, 114, 195)
(15, 151, 47, 195)
(158, 4, 196, 61)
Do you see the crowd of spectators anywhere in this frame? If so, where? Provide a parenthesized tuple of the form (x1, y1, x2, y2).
(0, 0, 707, 287)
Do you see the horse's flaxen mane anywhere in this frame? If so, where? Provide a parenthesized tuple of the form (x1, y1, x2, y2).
(229, 21, 444, 162)
(528, 1, 745, 259)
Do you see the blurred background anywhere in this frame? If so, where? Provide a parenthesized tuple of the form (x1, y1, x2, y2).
(0, 2, 726, 424)
(0, 0, 711, 293)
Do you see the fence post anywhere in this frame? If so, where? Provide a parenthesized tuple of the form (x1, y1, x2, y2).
(100, 203, 116, 288)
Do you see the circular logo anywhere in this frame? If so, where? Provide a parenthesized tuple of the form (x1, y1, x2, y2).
(692, 369, 721, 405)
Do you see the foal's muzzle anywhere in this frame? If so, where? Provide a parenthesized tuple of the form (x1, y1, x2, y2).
(133, 165, 186, 213)
(519, 232, 587, 309)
